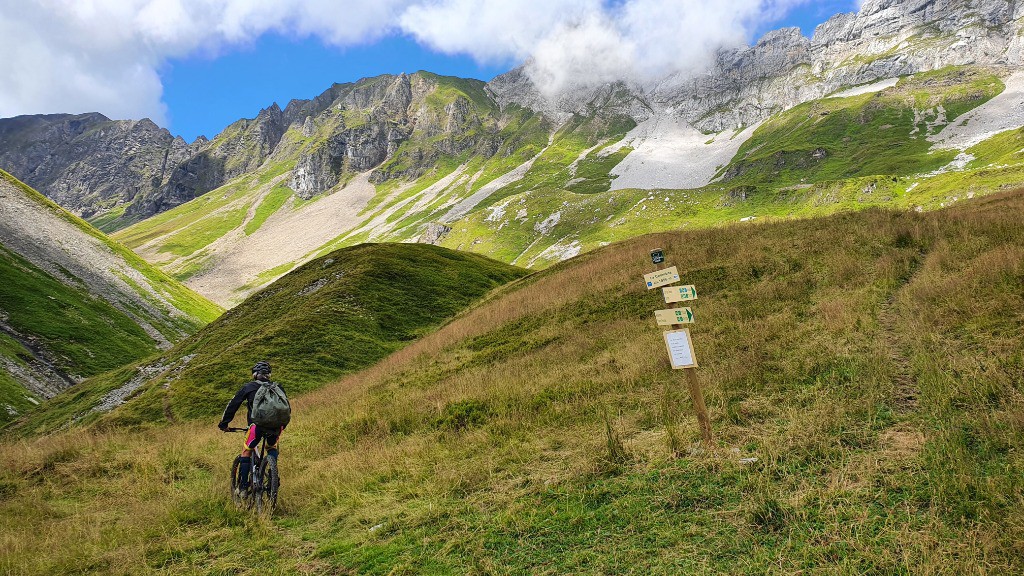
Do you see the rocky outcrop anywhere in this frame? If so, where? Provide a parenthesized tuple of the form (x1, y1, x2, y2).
(418, 222, 452, 245)
(0, 102, 290, 223)
(489, 0, 1024, 133)
(288, 73, 503, 197)
(0, 113, 191, 219)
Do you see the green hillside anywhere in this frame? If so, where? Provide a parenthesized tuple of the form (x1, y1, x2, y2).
(0, 246, 158, 411)
(718, 67, 1004, 187)
(9, 243, 526, 434)
(0, 170, 222, 328)
(1, 190, 1021, 573)
(0, 171, 221, 426)
(442, 67, 1020, 267)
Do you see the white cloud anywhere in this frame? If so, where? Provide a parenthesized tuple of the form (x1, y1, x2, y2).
(0, 0, 812, 125)
(0, 0, 412, 124)
(403, 0, 812, 96)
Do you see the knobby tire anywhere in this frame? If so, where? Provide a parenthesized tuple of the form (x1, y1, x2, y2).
(256, 454, 280, 516)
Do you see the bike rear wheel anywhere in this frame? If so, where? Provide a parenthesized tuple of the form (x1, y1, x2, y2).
(255, 454, 280, 516)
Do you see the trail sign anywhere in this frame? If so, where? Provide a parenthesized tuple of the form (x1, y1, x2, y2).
(664, 329, 698, 369)
(644, 266, 680, 290)
(663, 285, 697, 303)
(650, 248, 665, 265)
(655, 307, 694, 326)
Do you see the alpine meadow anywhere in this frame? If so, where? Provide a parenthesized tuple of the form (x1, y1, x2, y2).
(2, 0, 1024, 574)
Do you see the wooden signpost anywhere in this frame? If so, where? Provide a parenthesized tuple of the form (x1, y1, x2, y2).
(646, 250, 713, 446)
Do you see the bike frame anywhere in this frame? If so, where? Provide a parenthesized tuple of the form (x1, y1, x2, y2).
(226, 427, 274, 510)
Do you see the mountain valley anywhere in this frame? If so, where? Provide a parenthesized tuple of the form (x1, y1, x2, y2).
(3, 1, 1024, 307)
(2, 0, 1024, 573)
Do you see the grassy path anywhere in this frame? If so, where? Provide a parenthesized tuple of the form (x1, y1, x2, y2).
(878, 247, 927, 413)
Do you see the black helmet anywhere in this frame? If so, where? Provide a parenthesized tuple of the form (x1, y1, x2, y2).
(252, 361, 271, 376)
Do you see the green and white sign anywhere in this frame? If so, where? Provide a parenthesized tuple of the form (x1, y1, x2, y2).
(663, 285, 697, 303)
(655, 307, 695, 326)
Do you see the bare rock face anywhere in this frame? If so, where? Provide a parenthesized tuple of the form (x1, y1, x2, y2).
(489, 0, 1024, 132)
(0, 102, 289, 223)
(130, 103, 288, 217)
(287, 73, 507, 198)
(0, 114, 189, 219)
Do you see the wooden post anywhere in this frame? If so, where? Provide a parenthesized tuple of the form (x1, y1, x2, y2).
(683, 365, 713, 445)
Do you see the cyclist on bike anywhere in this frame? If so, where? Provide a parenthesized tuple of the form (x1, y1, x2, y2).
(218, 361, 285, 492)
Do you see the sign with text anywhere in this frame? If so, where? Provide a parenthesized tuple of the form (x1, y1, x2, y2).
(644, 266, 680, 290)
(663, 285, 698, 303)
(664, 329, 698, 369)
(655, 307, 694, 326)
(650, 248, 665, 265)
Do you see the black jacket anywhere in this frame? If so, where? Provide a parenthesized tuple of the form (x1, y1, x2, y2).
(219, 380, 286, 428)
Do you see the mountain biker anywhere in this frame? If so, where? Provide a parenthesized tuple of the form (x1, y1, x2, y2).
(218, 361, 284, 491)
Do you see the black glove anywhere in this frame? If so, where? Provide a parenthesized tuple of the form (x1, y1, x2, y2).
(218, 421, 229, 431)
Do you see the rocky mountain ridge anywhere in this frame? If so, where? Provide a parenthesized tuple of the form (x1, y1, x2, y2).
(8, 0, 1019, 227)
(491, 0, 1024, 132)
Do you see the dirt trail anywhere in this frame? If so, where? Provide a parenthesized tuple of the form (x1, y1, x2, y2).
(877, 252, 929, 413)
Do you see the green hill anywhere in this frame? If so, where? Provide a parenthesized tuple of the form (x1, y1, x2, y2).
(1, 190, 1021, 573)
(0, 170, 221, 425)
(9, 243, 526, 434)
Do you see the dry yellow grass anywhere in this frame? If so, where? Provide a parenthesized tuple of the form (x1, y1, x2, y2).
(2, 191, 1023, 574)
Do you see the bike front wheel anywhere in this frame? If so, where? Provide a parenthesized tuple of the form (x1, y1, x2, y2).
(230, 455, 256, 509)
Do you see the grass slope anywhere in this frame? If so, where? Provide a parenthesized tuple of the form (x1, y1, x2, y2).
(0, 171, 221, 425)
(0, 245, 158, 377)
(1, 191, 1021, 573)
(718, 67, 1004, 188)
(0, 170, 222, 328)
(10, 243, 526, 434)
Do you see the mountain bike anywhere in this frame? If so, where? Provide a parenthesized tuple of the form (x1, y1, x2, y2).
(226, 427, 280, 516)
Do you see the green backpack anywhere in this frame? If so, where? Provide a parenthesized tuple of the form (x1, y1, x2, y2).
(251, 380, 291, 428)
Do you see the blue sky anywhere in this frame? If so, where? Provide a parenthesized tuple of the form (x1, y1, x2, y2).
(159, 0, 857, 141)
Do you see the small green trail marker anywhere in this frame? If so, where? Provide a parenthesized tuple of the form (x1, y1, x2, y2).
(663, 285, 697, 303)
(655, 307, 695, 326)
